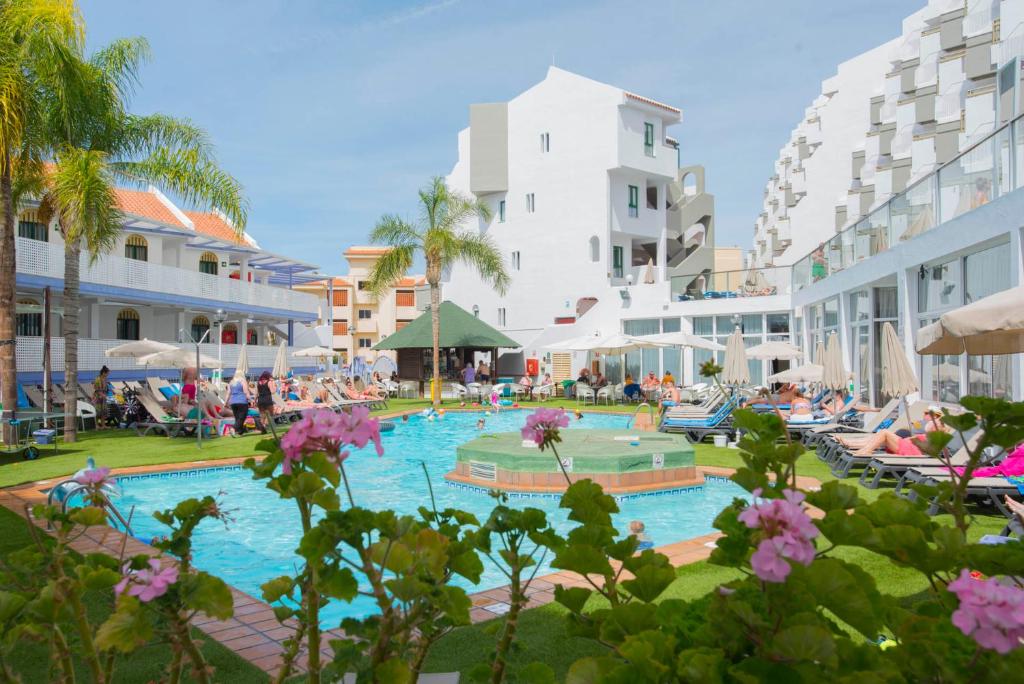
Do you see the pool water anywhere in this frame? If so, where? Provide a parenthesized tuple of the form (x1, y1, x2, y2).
(115, 410, 747, 622)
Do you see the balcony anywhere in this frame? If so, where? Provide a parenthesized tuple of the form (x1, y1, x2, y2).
(355, 318, 378, 334)
(15, 238, 318, 317)
(670, 265, 791, 301)
(792, 113, 1022, 293)
(15, 337, 314, 375)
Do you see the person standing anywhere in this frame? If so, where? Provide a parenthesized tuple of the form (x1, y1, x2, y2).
(256, 371, 276, 430)
(477, 360, 489, 383)
(462, 362, 476, 385)
(227, 375, 264, 436)
(92, 366, 111, 429)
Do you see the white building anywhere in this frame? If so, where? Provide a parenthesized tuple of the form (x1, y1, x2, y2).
(14, 186, 324, 383)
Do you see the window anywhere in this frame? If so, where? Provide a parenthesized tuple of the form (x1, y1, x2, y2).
(124, 234, 148, 261)
(766, 313, 790, 335)
(589, 236, 600, 262)
(646, 186, 658, 210)
(190, 316, 210, 343)
(395, 290, 415, 307)
(18, 220, 47, 242)
(525, 193, 535, 213)
(357, 281, 369, 290)
(612, 246, 624, 278)
(540, 132, 550, 153)
(332, 289, 348, 306)
(628, 185, 639, 217)
(511, 251, 520, 270)
(358, 338, 372, 349)
(199, 252, 218, 275)
(498, 200, 506, 222)
(643, 122, 655, 156)
(16, 300, 41, 337)
(498, 308, 507, 327)
(247, 329, 257, 345)
(358, 309, 372, 319)
(333, 320, 349, 335)
(116, 308, 140, 341)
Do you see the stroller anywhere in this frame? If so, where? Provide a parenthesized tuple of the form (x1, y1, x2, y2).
(119, 384, 146, 426)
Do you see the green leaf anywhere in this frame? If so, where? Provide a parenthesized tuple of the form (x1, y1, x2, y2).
(310, 487, 341, 511)
(95, 597, 154, 652)
(554, 586, 592, 614)
(566, 656, 622, 684)
(273, 605, 295, 622)
(599, 602, 658, 644)
(76, 566, 122, 591)
(450, 548, 484, 583)
(182, 572, 233, 620)
(799, 559, 885, 638)
(552, 544, 613, 577)
(320, 566, 358, 601)
(0, 592, 27, 623)
(767, 624, 837, 667)
(560, 480, 619, 525)
(373, 657, 411, 684)
(620, 559, 676, 603)
(517, 662, 556, 684)
(290, 471, 325, 498)
(805, 481, 861, 512)
(260, 575, 295, 604)
(676, 647, 727, 684)
(69, 506, 108, 527)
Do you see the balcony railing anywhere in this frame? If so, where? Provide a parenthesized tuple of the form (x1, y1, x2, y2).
(792, 111, 1023, 293)
(671, 265, 791, 301)
(16, 337, 316, 374)
(15, 238, 318, 315)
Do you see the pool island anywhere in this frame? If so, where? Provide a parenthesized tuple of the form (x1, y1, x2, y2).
(446, 429, 700, 494)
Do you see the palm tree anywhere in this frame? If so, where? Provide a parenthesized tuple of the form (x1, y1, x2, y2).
(365, 176, 508, 407)
(0, 0, 82, 442)
(22, 36, 247, 441)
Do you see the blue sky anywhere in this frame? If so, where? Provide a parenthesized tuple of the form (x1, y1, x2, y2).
(80, 0, 917, 276)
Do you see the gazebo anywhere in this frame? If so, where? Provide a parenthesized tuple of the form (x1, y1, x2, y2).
(373, 301, 520, 382)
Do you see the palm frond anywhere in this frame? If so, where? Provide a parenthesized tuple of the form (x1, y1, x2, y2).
(364, 244, 415, 298)
(49, 146, 122, 260)
(10, 153, 45, 207)
(450, 230, 510, 295)
(111, 148, 248, 229)
(368, 214, 422, 248)
(115, 113, 211, 160)
(89, 36, 149, 103)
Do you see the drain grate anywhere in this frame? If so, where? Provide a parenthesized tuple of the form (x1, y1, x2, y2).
(469, 461, 497, 481)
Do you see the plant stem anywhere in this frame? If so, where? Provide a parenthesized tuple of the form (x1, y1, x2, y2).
(421, 461, 439, 523)
(272, 619, 307, 684)
(549, 443, 573, 487)
(174, 617, 212, 684)
(299, 501, 321, 684)
(338, 462, 356, 509)
(491, 561, 524, 683)
(167, 643, 183, 684)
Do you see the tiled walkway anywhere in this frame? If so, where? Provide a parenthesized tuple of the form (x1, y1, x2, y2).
(0, 458, 818, 675)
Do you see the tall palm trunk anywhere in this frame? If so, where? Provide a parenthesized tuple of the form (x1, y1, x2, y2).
(63, 234, 80, 442)
(429, 279, 441, 408)
(0, 158, 17, 444)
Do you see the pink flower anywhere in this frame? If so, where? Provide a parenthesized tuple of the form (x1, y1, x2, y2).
(74, 467, 111, 486)
(279, 406, 383, 474)
(739, 488, 819, 583)
(948, 569, 1024, 653)
(115, 559, 179, 603)
(521, 408, 570, 448)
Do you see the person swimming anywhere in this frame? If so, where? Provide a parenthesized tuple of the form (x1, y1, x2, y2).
(629, 520, 654, 551)
(476, 418, 485, 430)
(574, 409, 583, 420)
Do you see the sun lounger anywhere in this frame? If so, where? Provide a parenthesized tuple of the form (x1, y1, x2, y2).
(803, 398, 901, 447)
(858, 431, 988, 488)
(661, 398, 736, 442)
(815, 400, 935, 467)
(134, 391, 198, 437)
(828, 413, 971, 479)
(897, 469, 1021, 514)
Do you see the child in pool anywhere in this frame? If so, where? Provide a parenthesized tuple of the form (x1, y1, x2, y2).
(575, 409, 583, 421)
(401, 414, 409, 423)
(629, 520, 654, 551)
(477, 418, 485, 430)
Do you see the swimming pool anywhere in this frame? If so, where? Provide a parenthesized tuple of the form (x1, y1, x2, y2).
(115, 410, 747, 622)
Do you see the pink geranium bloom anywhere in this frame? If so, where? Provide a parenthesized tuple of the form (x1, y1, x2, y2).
(521, 408, 570, 447)
(279, 406, 383, 474)
(74, 467, 111, 486)
(739, 488, 819, 583)
(115, 559, 179, 603)
(948, 569, 1024, 653)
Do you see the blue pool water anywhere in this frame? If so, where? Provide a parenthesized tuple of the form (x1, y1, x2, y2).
(115, 410, 747, 622)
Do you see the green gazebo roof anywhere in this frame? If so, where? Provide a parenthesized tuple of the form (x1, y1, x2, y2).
(372, 301, 520, 350)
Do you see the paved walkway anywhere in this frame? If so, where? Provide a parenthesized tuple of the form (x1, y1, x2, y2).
(0, 458, 818, 675)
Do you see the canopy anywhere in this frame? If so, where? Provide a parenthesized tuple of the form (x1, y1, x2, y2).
(373, 301, 520, 350)
(105, 339, 177, 358)
(293, 345, 335, 358)
(821, 331, 848, 390)
(232, 345, 249, 382)
(633, 331, 725, 352)
(745, 340, 803, 360)
(723, 328, 750, 385)
(880, 322, 918, 397)
(567, 333, 663, 355)
(272, 341, 289, 378)
(916, 284, 1024, 355)
(137, 348, 221, 369)
(767, 363, 823, 384)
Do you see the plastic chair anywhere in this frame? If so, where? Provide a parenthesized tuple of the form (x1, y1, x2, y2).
(576, 384, 595, 405)
(77, 400, 97, 431)
(595, 386, 614, 405)
(534, 383, 554, 401)
(398, 381, 419, 398)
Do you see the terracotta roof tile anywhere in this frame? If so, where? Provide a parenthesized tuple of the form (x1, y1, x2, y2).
(343, 246, 392, 256)
(624, 91, 680, 115)
(183, 210, 252, 246)
(114, 189, 186, 227)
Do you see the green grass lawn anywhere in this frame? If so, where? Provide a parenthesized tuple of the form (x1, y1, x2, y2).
(0, 410, 1009, 681)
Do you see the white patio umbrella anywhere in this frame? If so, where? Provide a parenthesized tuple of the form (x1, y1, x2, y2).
(879, 321, 918, 423)
(917, 284, 1024, 355)
(567, 333, 661, 355)
(272, 341, 290, 378)
(137, 348, 221, 369)
(745, 340, 803, 360)
(767, 363, 823, 384)
(105, 339, 177, 358)
(722, 328, 749, 386)
(293, 345, 335, 358)
(232, 345, 249, 382)
(821, 331, 849, 413)
(642, 258, 656, 284)
(632, 331, 725, 352)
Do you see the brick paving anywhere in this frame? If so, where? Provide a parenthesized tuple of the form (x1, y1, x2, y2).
(0, 457, 818, 674)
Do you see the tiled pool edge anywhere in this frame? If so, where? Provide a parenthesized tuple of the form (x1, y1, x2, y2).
(0, 461, 819, 675)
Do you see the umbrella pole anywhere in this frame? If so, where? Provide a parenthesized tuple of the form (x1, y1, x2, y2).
(899, 395, 912, 432)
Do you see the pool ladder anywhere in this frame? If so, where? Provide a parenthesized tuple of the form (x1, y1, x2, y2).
(625, 402, 659, 430)
(47, 479, 135, 536)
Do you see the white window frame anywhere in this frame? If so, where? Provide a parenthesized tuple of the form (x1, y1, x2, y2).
(540, 132, 550, 153)
(498, 308, 507, 327)
(526, 193, 535, 213)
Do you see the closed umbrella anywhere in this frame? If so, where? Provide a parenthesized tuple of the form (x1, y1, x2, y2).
(272, 341, 289, 379)
(814, 340, 826, 365)
(722, 328, 749, 386)
(821, 331, 849, 414)
(917, 284, 1024, 355)
(137, 348, 221, 369)
(880, 321, 918, 423)
(767, 363, 823, 384)
(745, 340, 803, 360)
(642, 258, 656, 284)
(232, 345, 249, 382)
(105, 339, 177, 358)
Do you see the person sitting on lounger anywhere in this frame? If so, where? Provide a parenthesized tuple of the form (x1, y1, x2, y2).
(776, 383, 798, 405)
(850, 406, 950, 455)
(659, 382, 680, 409)
(177, 367, 198, 418)
(784, 390, 816, 423)
(344, 378, 381, 400)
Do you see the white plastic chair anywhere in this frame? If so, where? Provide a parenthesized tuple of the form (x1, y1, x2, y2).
(508, 383, 527, 401)
(576, 384, 595, 405)
(595, 386, 614, 405)
(534, 383, 554, 401)
(613, 383, 624, 403)
(466, 383, 483, 401)
(446, 383, 468, 400)
(398, 381, 419, 398)
(77, 400, 97, 431)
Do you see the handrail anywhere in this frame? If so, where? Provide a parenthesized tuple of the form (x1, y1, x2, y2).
(625, 401, 656, 430)
(46, 479, 134, 536)
(791, 108, 1024, 293)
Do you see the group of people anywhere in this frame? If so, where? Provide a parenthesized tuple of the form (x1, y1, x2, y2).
(459, 361, 493, 385)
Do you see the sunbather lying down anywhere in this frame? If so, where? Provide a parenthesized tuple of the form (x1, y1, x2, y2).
(344, 378, 382, 400)
(1005, 497, 1024, 525)
(849, 406, 950, 456)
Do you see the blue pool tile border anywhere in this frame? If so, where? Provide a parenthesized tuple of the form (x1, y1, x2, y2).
(114, 465, 246, 483)
(443, 479, 725, 502)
